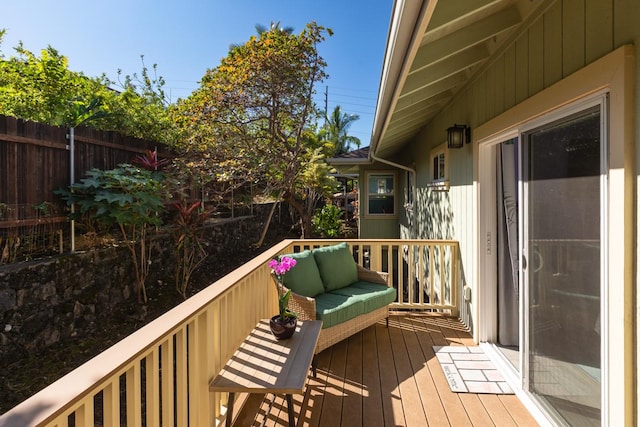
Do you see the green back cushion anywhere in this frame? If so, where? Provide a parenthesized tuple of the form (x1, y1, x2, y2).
(312, 242, 358, 291)
(280, 250, 325, 297)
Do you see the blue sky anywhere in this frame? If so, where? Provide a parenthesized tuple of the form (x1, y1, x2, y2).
(1, 0, 392, 144)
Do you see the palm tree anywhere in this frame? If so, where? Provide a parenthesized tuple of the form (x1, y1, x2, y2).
(255, 21, 294, 35)
(321, 105, 361, 156)
(229, 22, 294, 50)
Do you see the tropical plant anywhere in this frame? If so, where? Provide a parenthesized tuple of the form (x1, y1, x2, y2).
(134, 148, 171, 171)
(312, 203, 344, 238)
(320, 105, 361, 156)
(172, 201, 211, 299)
(55, 164, 169, 303)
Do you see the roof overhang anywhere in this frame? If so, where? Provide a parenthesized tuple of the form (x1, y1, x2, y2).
(371, 0, 543, 159)
(326, 146, 372, 174)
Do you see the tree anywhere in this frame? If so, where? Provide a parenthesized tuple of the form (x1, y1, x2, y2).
(321, 105, 361, 156)
(173, 22, 335, 240)
(0, 31, 177, 144)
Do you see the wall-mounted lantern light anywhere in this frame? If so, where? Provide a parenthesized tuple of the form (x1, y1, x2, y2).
(447, 124, 471, 149)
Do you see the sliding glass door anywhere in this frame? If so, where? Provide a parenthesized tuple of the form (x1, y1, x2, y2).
(522, 105, 603, 425)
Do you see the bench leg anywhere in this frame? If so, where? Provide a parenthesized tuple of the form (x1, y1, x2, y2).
(226, 392, 235, 427)
(286, 394, 295, 427)
(312, 356, 317, 378)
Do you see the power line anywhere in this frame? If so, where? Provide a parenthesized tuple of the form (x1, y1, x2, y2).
(326, 85, 379, 94)
(328, 100, 376, 109)
(330, 92, 377, 101)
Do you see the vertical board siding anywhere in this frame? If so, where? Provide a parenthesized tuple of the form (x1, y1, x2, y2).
(529, 17, 545, 95)
(494, 55, 506, 114)
(515, 32, 529, 104)
(585, 0, 614, 63)
(503, 44, 517, 110)
(562, 0, 586, 75)
(543, 1, 563, 87)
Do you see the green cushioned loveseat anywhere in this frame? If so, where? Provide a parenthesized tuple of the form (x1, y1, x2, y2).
(277, 242, 396, 354)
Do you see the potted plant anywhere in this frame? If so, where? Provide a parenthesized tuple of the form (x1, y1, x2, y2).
(268, 256, 298, 339)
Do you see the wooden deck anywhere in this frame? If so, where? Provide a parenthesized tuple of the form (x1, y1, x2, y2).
(231, 313, 539, 426)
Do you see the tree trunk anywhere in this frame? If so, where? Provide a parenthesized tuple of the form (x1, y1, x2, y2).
(284, 194, 313, 239)
(253, 200, 278, 248)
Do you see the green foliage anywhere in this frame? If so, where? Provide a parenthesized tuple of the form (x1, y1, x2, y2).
(319, 105, 361, 156)
(172, 201, 211, 299)
(0, 31, 177, 143)
(278, 289, 296, 320)
(172, 22, 334, 239)
(56, 165, 169, 303)
(57, 165, 167, 227)
(312, 203, 344, 238)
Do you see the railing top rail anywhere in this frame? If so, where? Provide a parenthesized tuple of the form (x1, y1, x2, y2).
(283, 239, 460, 245)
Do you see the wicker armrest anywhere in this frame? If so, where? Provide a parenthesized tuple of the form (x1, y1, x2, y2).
(272, 277, 318, 321)
(356, 264, 390, 286)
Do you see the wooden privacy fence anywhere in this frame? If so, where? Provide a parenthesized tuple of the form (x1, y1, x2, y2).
(0, 114, 172, 227)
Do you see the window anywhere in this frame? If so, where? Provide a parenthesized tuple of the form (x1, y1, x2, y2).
(429, 143, 449, 190)
(366, 172, 395, 215)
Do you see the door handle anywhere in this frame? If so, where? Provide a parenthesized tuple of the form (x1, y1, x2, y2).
(522, 254, 527, 270)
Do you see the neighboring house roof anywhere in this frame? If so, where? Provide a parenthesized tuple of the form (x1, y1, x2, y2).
(371, 0, 543, 158)
(327, 146, 371, 174)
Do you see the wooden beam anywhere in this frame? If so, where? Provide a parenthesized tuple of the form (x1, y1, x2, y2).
(415, 6, 521, 70)
(396, 73, 466, 111)
(403, 45, 490, 96)
(0, 133, 67, 150)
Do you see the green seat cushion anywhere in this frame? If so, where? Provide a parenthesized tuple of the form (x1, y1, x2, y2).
(312, 242, 358, 291)
(280, 250, 325, 297)
(314, 292, 364, 329)
(329, 281, 397, 313)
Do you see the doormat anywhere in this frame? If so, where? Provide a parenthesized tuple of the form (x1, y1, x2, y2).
(433, 346, 514, 394)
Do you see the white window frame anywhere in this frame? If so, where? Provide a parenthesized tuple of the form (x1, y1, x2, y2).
(428, 142, 449, 190)
(365, 171, 396, 217)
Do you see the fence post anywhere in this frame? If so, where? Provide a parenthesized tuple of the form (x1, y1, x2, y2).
(69, 127, 75, 252)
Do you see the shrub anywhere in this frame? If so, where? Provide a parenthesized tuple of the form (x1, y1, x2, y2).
(311, 203, 343, 238)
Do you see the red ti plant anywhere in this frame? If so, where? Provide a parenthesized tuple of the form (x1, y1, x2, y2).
(134, 148, 170, 171)
(172, 201, 212, 299)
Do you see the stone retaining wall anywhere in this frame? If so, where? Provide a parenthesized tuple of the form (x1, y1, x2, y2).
(0, 206, 286, 362)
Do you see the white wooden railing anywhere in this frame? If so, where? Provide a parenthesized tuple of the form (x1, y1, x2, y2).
(0, 239, 459, 427)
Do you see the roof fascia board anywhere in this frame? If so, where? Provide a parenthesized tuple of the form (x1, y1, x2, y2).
(370, 0, 437, 155)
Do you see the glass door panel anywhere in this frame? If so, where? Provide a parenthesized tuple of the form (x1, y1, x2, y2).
(523, 106, 602, 425)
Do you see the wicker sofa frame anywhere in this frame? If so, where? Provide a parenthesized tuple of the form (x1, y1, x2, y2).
(275, 264, 392, 354)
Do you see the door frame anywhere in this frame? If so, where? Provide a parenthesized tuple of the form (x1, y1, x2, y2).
(473, 45, 634, 426)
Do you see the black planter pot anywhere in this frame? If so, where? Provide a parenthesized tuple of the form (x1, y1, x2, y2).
(269, 315, 297, 340)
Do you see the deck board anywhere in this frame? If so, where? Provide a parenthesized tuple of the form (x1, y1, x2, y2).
(342, 334, 364, 426)
(361, 325, 384, 427)
(233, 313, 540, 426)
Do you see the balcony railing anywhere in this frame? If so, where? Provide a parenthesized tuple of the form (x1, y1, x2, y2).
(0, 239, 460, 427)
